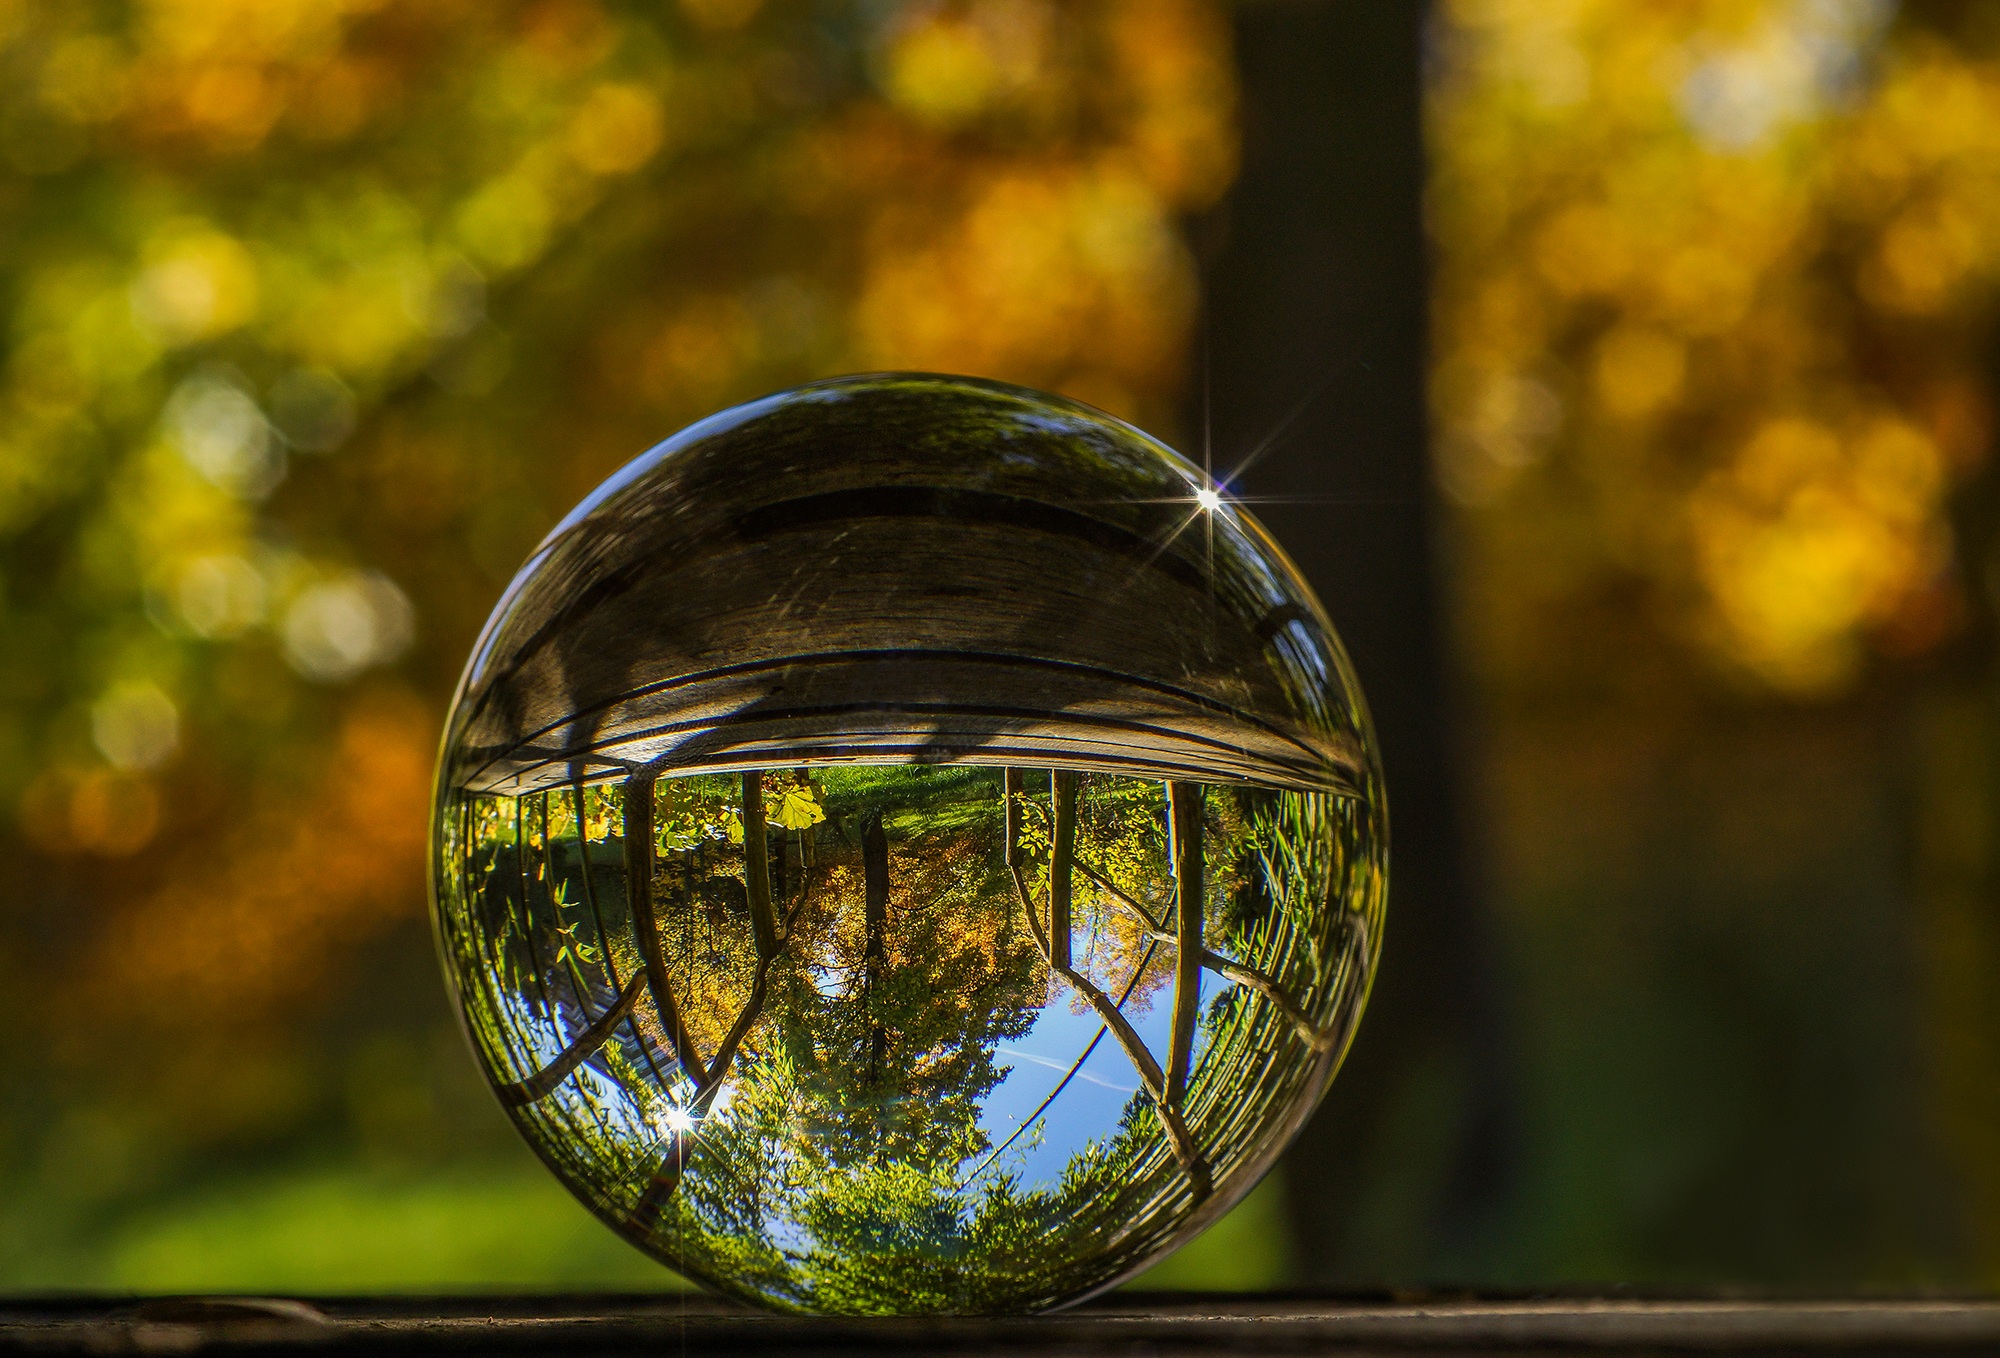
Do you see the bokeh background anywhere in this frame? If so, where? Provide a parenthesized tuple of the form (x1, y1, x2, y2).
(0, 0, 1996, 1293)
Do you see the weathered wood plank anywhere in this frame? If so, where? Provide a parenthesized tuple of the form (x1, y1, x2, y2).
(6, 1295, 2000, 1356)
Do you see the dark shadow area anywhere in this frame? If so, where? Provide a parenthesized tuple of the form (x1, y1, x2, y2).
(1198, 0, 1516, 1284)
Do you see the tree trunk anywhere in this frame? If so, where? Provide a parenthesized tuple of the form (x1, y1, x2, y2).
(772, 817, 789, 905)
(742, 771, 778, 960)
(1007, 771, 1213, 1200)
(633, 850, 820, 1225)
(1003, 768, 1026, 869)
(624, 772, 708, 1086)
(1165, 782, 1204, 1107)
(574, 781, 675, 1091)
(1050, 770, 1077, 970)
(1201, 0, 1515, 1279)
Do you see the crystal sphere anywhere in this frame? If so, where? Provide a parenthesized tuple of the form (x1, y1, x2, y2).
(430, 374, 1386, 1314)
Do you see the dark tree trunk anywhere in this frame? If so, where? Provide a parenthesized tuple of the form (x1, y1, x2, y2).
(742, 771, 778, 960)
(1199, 0, 1516, 1281)
(1165, 782, 1204, 1108)
(862, 808, 889, 1083)
(623, 772, 708, 1086)
(1050, 770, 1077, 970)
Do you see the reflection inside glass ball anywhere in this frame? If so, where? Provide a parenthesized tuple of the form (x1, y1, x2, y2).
(431, 374, 1385, 1314)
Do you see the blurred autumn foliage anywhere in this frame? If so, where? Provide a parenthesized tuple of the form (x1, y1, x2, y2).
(1426, 0, 2000, 1286)
(0, 0, 1235, 1285)
(5, 0, 2000, 1293)
(1433, 0, 1999, 695)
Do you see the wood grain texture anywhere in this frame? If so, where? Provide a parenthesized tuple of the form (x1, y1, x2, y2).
(6, 1295, 2000, 1356)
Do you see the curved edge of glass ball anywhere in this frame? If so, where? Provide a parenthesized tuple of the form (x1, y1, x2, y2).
(428, 372, 1389, 1314)
(441, 372, 1381, 805)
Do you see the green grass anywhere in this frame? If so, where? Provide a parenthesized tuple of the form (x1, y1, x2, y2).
(83, 1163, 682, 1293)
(1123, 1170, 1291, 1292)
(8, 1145, 1287, 1297)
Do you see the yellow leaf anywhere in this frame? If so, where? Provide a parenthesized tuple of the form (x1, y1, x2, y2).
(769, 786, 825, 831)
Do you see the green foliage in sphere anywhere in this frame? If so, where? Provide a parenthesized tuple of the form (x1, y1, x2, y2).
(431, 376, 1386, 1313)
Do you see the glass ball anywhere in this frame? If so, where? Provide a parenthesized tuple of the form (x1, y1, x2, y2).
(430, 374, 1386, 1314)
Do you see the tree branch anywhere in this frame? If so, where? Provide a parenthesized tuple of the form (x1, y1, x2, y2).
(632, 855, 819, 1223)
(573, 781, 677, 1091)
(1008, 842, 1211, 1200)
(1074, 856, 1339, 1052)
(623, 771, 709, 1087)
(496, 970, 650, 1107)
(1014, 865, 1165, 1097)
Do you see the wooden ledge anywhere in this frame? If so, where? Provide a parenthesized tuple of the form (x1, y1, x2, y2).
(5, 1294, 2000, 1355)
